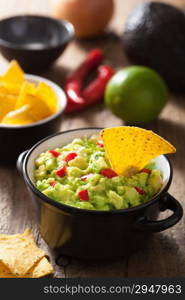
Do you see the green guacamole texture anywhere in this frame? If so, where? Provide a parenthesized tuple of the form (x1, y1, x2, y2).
(34, 136, 163, 210)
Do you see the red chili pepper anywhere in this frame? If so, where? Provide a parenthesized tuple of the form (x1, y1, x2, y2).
(97, 140, 104, 148)
(134, 186, 146, 195)
(67, 49, 103, 82)
(49, 150, 60, 158)
(100, 168, 118, 178)
(78, 190, 89, 201)
(141, 168, 151, 174)
(82, 65, 114, 101)
(65, 152, 77, 163)
(65, 49, 114, 113)
(65, 49, 103, 111)
(56, 165, 67, 177)
(50, 181, 56, 187)
(80, 174, 93, 181)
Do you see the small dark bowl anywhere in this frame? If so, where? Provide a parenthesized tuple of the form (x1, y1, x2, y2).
(17, 128, 183, 260)
(0, 74, 67, 164)
(0, 15, 74, 72)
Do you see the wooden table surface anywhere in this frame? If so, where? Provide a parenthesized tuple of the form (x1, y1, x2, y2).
(0, 0, 185, 278)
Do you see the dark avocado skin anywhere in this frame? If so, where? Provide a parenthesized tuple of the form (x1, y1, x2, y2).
(122, 2, 185, 94)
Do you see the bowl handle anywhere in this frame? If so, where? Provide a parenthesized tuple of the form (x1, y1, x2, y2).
(16, 150, 28, 176)
(134, 193, 183, 232)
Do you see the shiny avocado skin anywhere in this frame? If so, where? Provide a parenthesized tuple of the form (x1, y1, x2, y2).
(122, 2, 185, 93)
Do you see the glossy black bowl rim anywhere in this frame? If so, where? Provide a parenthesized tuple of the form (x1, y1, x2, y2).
(22, 127, 173, 216)
(0, 15, 75, 51)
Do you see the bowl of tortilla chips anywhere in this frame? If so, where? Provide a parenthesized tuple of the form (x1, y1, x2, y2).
(0, 60, 67, 164)
(17, 127, 183, 260)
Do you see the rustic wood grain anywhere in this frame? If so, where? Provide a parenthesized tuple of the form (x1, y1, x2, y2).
(0, 0, 185, 278)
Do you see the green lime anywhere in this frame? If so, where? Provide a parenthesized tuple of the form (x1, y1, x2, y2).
(105, 66, 168, 124)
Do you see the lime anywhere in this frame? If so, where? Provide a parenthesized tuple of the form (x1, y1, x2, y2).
(105, 66, 168, 124)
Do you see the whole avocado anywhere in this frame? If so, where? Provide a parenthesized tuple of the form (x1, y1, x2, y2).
(122, 2, 185, 93)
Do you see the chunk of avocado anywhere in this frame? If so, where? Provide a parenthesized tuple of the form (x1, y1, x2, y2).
(67, 166, 83, 177)
(35, 165, 47, 180)
(91, 195, 109, 209)
(68, 156, 87, 169)
(108, 190, 126, 209)
(75, 201, 95, 210)
(45, 158, 56, 171)
(43, 184, 74, 202)
(148, 170, 163, 195)
(122, 2, 185, 93)
(124, 187, 141, 207)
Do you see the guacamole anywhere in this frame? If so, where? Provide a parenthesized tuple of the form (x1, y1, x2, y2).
(34, 136, 163, 210)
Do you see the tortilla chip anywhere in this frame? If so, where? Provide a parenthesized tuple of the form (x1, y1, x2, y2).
(0, 260, 15, 278)
(15, 82, 53, 121)
(15, 81, 36, 109)
(0, 84, 8, 94)
(37, 82, 58, 114)
(1, 104, 35, 125)
(0, 228, 33, 241)
(2, 60, 24, 85)
(25, 257, 54, 278)
(0, 229, 54, 278)
(0, 82, 21, 95)
(22, 228, 35, 239)
(0, 257, 54, 278)
(0, 229, 45, 276)
(100, 126, 176, 176)
(0, 273, 17, 278)
(0, 93, 17, 121)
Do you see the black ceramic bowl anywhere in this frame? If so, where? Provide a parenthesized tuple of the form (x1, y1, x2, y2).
(0, 74, 67, 164)
(17, 128, 183, 260)
(0, 15, 74, 72)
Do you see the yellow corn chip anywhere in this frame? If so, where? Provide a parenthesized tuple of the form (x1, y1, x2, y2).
(0, 273, 17, 278)
(0, 258, 54, 278)
(100, 126, 176, 176)
(0, 229, 46, 277)
(0, 84, 8, 94)
(1, 104, 35, 125)
(15, 81, 36, 109)
(22, 228, 35, 239)
(2, 60, 24, 84)
(0, 260, 15, 278)
(0, 82, 21, 95)
(0, 93, 17, 121)
(0, 229, 54, 278)
(0, 257, 54, 278)
(0, 228, 32, 240)
(37, 82, 58, 114)
(24, 257, 54, 278)
(15, 82, 53, 121)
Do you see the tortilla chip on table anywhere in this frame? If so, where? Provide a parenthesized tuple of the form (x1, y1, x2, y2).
(0, 229, 54, 278)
